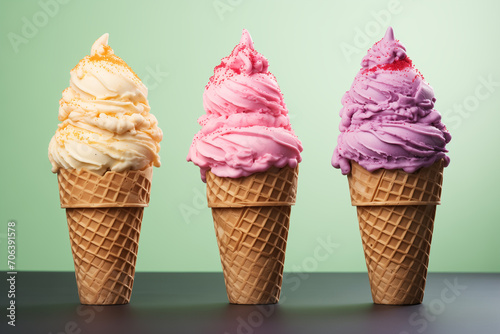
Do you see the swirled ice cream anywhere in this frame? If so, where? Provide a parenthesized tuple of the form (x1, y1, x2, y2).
(188, 29, 302, 182)
(49, 34, 162, 175)
(332, 27, 451, 175)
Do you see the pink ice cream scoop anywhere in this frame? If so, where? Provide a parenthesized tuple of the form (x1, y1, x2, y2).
(332, 27, 451, 175)
(188, 29, 302, 181)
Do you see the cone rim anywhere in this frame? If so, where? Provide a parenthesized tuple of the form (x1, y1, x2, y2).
(208, 201, 294, 208)
(352, 200, 441, 207)
(206, 166, 299, 208)
(58, 166, 153, 208)
(348, 160, 444, 207)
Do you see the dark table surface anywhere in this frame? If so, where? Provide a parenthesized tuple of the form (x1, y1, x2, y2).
(1, 272, 499, 334)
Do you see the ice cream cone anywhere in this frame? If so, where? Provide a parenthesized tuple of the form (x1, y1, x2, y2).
(57, 166, 153, 305)
(206, 166, 298, 304)
(348, 160, 444, 305)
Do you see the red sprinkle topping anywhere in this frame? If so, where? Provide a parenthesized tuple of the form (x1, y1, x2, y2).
(366, 57, 412, 72)
(363, 56, 424, 81)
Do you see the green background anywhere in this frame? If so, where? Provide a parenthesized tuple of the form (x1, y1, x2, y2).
(1, 0, 499, 273)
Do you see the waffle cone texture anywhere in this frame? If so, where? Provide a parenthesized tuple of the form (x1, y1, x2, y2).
(206, 166, 299, 304)
(57, 166, 153, 305)
(348, 160, 444, 305)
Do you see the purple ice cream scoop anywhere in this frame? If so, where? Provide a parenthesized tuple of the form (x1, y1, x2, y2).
(332, 27, 451, 175)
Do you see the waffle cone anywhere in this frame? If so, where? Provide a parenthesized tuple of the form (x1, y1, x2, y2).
(348, 161, 444, 305)
(206, 166, 298, 304)
(57, 167, 153, 305)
